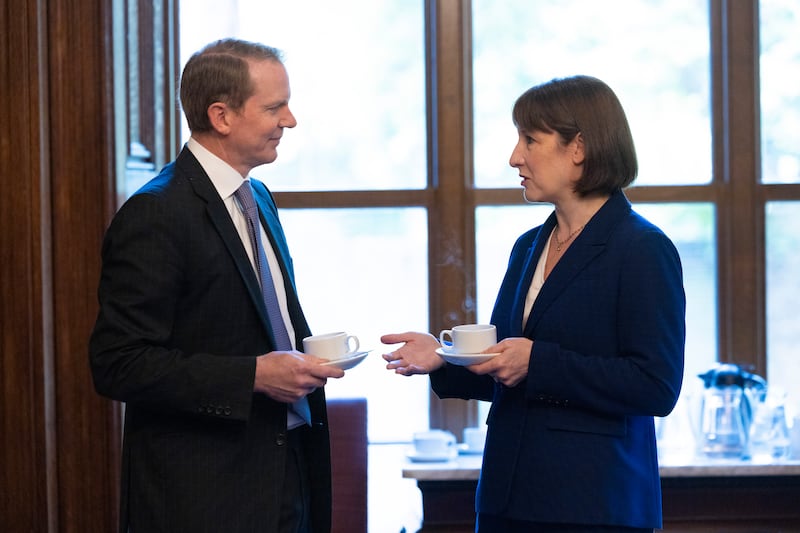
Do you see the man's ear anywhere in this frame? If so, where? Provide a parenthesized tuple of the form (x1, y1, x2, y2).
(572, 132, 585, 165)
(207, 102, 232, 135)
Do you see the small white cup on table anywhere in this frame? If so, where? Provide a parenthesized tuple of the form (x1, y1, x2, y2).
(412, 429, 457, 457)
(462, 426, 487, 453)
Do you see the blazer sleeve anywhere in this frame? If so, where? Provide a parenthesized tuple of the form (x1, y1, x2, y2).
(430, 364, 496, 402)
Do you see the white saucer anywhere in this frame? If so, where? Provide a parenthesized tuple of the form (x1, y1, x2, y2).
(435, 347, 498, 366)
(458, 443, 484, 455)
(406, 448, 458, 463)
(320, 350, 371, 370)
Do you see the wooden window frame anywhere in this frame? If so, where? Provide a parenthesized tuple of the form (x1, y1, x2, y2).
(160, 0, 796, 434)
(6, 2, 797, 531)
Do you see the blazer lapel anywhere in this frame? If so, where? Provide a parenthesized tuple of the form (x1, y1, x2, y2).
(178, 150, 272, 332)
(250, 179, 311, 344)
(208, 197, 272, 326)
(522, 191, 631, 337)
(510, 214, 556, 335)
(523, 233, 604, 336)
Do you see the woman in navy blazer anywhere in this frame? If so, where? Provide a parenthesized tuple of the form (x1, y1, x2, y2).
(383, 76, 685, 532)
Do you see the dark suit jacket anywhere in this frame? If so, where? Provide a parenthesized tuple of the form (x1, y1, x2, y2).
(431, 190, 685, 528)
(89, 148, 332, 533)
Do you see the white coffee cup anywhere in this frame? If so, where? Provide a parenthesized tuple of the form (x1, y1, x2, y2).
(413, 429, 456, 457)
(439, 324, 497, 354)
(463, 426, 487, 452)
(302, 331, 360, 361)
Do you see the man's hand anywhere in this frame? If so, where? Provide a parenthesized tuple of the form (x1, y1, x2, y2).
(254, 350, 344, 402)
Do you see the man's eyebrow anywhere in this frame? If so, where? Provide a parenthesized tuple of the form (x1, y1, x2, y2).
(263, 99, 289, 109)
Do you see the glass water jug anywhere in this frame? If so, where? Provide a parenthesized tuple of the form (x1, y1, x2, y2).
(697, 363, 767, 459)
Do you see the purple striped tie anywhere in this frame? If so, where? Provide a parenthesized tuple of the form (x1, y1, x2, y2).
(235, 181, 310, 425)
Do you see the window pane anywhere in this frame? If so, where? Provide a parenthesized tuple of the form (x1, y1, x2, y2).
(634, 203, 718, 379)
(279, 208, 430, 442)
(179, 0, 426, 191)
(636, 203, 717, 462)
(475, 205, 552, 323)
(472, 0, 711, 187)
(760, 0, 800, 184)
(766, 202, 800, 411)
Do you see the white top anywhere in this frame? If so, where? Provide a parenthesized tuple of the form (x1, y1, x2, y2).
(522, 229, 554, 327)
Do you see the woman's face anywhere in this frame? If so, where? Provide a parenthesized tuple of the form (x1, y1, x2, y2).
(509, 129, 583, 204)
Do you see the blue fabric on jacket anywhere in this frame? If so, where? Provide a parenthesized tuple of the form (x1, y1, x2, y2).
(431, 190, 685, 528)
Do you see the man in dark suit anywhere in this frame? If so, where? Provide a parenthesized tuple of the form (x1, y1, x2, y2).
(89, 38, 344, 533)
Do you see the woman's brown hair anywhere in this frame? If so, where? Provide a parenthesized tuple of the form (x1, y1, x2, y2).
(512, 75, 638, 196)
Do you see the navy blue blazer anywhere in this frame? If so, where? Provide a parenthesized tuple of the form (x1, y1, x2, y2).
(431, 190, 685, 528)
(90, 148, 332, 533)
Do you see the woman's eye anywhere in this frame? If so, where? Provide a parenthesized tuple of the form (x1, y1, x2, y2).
(525, 136, 535, 144)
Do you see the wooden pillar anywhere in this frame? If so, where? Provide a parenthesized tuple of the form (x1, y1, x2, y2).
(426, 0, 479, 433)
(1, 0, 121, 531)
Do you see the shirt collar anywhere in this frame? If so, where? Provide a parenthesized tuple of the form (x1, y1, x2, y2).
(186, 137, 248, 200)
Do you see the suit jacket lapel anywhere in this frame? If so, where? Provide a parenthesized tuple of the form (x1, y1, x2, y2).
(177, 149, 272, 332)
(250, 179, 310, 343)
(510, 213, 556, 335)
(522, 191, 631, 337)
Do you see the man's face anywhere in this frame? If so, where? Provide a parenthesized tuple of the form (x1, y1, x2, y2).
(225, 60, 297, 175)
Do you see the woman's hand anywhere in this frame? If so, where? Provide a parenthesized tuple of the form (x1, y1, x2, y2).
(381, 332, 445, 376)
(467, 337, 532, 387)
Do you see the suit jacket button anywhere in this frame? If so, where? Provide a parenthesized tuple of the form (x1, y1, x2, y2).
(276, 432, 287, 446)
(224, 407, 232, 416)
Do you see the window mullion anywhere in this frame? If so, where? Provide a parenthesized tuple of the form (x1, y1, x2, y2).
(715, 0, 765, 371)
(427, 0, 478, 433)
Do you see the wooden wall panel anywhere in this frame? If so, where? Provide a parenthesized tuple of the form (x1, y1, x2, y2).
(1, 1, 55, 530)
(47, 0, 121, 531)
(1, 0, 121, 531)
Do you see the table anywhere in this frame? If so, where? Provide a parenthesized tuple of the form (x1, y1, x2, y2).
(403, 455, 800, 532)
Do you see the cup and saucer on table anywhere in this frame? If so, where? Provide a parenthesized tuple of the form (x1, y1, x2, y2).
(458, 426, 487, 455)
(303, 331, 371, 371)
(406, 429, 459, 463)
(435, 324, 499, 366)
